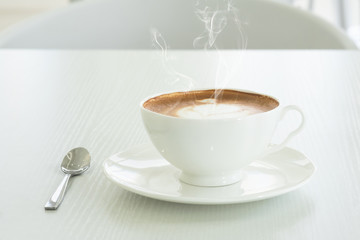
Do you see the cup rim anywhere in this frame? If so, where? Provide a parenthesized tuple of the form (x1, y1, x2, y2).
(140, 88, 281, 121)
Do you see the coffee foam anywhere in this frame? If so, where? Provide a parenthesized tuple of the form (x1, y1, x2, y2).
(143, 89, 279, 119)
(176, 99, 262, 119)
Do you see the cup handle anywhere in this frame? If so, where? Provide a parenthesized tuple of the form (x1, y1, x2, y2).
(262, 105, 305, 156)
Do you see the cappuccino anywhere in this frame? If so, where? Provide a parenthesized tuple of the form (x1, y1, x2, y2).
(143, 89, 279, 119)
(141, 89, 304, 186)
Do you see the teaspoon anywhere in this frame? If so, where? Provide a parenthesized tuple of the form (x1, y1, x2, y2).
(45, 147, 91, 210)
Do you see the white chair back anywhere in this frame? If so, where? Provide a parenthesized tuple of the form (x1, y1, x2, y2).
(0, 0, 356, 49)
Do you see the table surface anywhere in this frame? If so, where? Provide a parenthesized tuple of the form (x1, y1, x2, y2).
(1, 50, 360, 240)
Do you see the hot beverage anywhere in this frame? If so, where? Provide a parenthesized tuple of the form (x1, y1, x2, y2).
(141, 89, 304, 186)
(143, 89, 279, 119)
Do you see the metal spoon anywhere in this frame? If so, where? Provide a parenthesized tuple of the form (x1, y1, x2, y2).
(45, 147, 91, 210)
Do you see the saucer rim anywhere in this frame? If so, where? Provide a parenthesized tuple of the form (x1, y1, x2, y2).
(103, 143, 316, 205)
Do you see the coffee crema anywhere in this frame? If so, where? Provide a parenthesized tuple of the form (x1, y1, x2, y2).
(143, 89, 279, 119)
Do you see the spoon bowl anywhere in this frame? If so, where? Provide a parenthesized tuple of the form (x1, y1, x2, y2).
(61, 147, 91, 175)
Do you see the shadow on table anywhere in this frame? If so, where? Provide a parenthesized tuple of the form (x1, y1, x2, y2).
(102, 188, 315, 238)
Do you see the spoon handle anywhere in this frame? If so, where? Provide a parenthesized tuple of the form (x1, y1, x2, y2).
(44, 174, 71, 210)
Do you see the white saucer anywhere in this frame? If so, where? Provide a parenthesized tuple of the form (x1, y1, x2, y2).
(103, 143, 315, 205)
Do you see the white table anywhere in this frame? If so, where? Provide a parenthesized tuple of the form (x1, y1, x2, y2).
(0, 50, 359, 239)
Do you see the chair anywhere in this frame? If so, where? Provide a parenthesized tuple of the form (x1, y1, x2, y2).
(0, 0, 356, 49)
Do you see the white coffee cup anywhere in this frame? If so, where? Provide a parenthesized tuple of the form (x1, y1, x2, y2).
(141, 89, 305, 187)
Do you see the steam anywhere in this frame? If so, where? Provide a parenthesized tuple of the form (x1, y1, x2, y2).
(151, 0, 247, 99)
(151, 29, 195, 90)
(193, 4, 228, 49)
(193, 0, 247, 50)
(193, 0, 248, 99)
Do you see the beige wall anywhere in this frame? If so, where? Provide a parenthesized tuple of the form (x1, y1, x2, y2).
(0, 0, 68, 8)
(0, 0, 68, 30)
